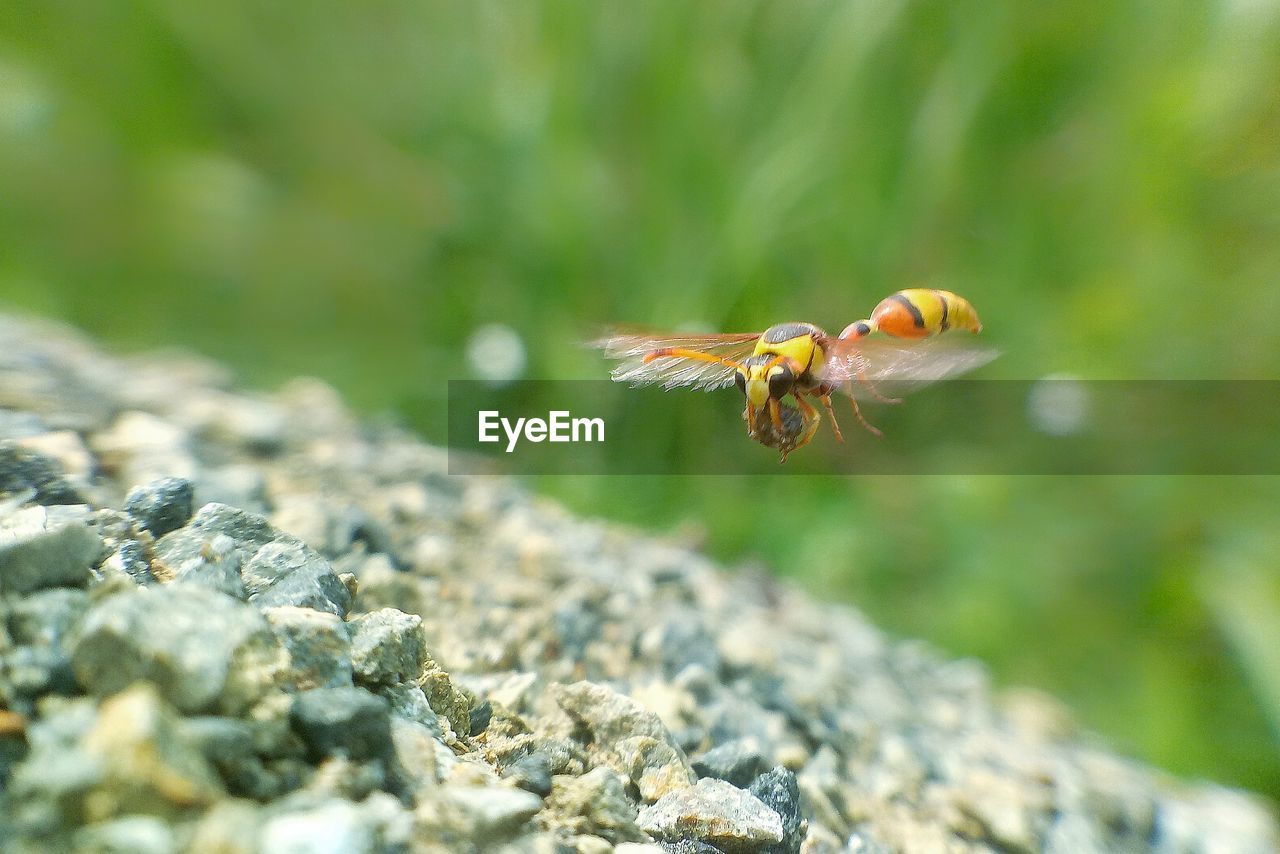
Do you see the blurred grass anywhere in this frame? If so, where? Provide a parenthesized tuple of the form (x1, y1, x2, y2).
(2, 0, 1280, 798)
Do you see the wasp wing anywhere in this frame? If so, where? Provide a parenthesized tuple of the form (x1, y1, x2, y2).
(592, 326, 761, 391)
(818, 335, 999, 400)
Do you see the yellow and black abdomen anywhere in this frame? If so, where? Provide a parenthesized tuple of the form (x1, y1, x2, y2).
(863, 289, 982, 339)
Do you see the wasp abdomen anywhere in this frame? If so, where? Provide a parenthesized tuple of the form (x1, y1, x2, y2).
(859, 288, 981, 339)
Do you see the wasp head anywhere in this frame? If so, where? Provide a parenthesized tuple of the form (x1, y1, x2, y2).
(734, 358, 794, 412)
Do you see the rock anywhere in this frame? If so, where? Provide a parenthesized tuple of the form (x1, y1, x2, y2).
(2, 591, 86, 706)
(2, 643, 79, 706)
(639, 612, 722, 680)
(124, 477, 195, 537)
(617, 735, 696, 802)
(245, 540, 351, 618)
(90, 411, 197, 491)
(747, 767, 805, 854)
(71, 585, 282, 714)
(420, 784, 543, 845)
(637, 777, 784, 852)
(692, 740, 768, 789)
(265, 606, 354, 691)
(0, 441, 83, 505)
(153, 530, 246, 598)
(186, 502, 278, 551)
(348, 608, 426, 687)
(950, 765, 1052, 853)
(540, 767, 646, 843)
(259, 798, 376, 854)
(552, 682, 695, 801)
(468, 699, 493, 736)
(659, 842, 723, 854)
(99, 539, 155, 586)
(196, 464, 269, 514)
(289, 686, 392, 762)
(389, 716, 442, 796)
(502, 752, 554, 798)
(553, 680, 683, 746)
(15, 431, 94, 490)
(73, 815, 177, 854)
(419, 664, 474, 740)
(187, 799, 263, 853)
(0, 504, 102, 593)
(80, 682, 225, 819)
(8, 587, 90, 648)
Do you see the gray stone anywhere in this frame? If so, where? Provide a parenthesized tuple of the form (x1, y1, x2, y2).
(747, 767, 805, 854)
(0, 440, 83, 505)
(617, 735, 696, 803)
(187, 799, 265, 852)
(553, 680, 679, 746)
(240, 539, 314, 595)
(419, 663, 474, 740)
(73, 814, 177, 854)
(0, 504, 102, 593)
(265, 606, 353, 691)
(7, 587, 89, 647)
(468, 699, 493, 735)
(124, 477, 194, 537)
(541, 767, 646, 843)
(637, 777, 784, 852)
(552, 681, 695, 802)
(348, 607, 426, 687)
(259, 798, 376, 854)
(79, 682, 224, 819)
(154, 530, 246, 598)
(389, 715, 442, 796)
(246, 540, 350, 618)
(422, 784, 543, 844)
(71, 585, 282, 714)
(187, 502, 278, 551)
(99, 539, 155, 586)
(502, 752, 554, 798)
(290, 686, 392, 761)
(692, 740, 768, 789)
(2, 643, 78, 704)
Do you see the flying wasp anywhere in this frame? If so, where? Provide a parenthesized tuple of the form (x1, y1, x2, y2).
(596, 289, 996, 461)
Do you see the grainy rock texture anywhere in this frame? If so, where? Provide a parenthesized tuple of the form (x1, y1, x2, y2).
(0, 313, 1277, 853)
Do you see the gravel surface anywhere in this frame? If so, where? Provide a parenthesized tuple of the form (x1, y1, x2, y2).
(0, 313, 1276, 853)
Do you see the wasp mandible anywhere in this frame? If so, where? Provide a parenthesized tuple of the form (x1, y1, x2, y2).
(596, 289, 996, 461)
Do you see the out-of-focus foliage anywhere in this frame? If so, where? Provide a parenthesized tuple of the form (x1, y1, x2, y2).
(2, 0, 1279, 799)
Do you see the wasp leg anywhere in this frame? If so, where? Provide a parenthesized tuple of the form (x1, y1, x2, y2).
(641, 348, 745, 370)
(837, 321, 904, 405)
(816, 393, 844, 443)
(782, 400, 821, 461)
(854, 364, 903, 405)
(768, 397, 783, 433)
(844, 387, 884, 438)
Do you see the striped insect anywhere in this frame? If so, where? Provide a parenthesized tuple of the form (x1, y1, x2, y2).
(595, 289, 996, 460)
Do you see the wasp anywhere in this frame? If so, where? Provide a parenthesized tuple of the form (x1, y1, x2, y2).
(596, 289, 996, 460)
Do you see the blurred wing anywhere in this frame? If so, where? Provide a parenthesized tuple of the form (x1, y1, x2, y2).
(819, 335, 999, 400)
(592, 326, 761, 391)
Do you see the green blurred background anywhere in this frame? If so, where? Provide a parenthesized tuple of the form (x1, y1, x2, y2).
(2, 0, 1279, 799)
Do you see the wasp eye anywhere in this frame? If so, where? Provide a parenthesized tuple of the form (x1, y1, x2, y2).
(767, 365, 793, 399)
(733, 371, 747, 395)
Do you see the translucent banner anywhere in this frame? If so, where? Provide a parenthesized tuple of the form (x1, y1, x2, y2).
(446, 380, 1280, 475)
